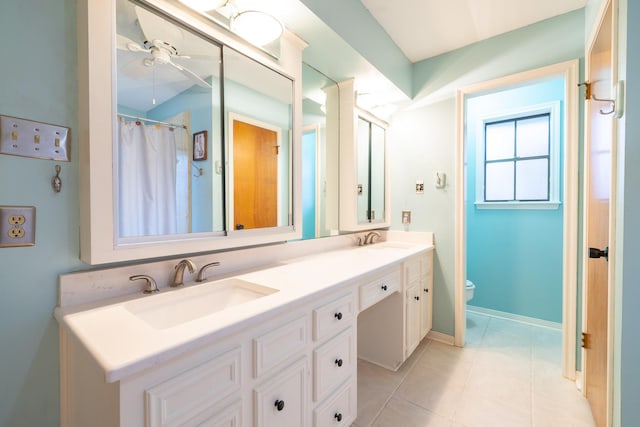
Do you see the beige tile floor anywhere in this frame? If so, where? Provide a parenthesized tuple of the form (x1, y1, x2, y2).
(353, 311, 595, 427)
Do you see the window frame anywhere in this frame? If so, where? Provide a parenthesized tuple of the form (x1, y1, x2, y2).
(475, 102, 561, 210)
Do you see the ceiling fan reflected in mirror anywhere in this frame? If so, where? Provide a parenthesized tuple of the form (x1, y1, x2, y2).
(116, 34, 213, 89)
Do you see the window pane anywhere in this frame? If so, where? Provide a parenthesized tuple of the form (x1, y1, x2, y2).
(516, 115, 549, 158)
(516, 158, 549, 200)
(485, 161, 514, 201)
(486, 121, 514, 161)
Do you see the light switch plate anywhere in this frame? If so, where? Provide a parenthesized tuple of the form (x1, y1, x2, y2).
(0, 115, 70, 161)
(0, 206, 36, 247)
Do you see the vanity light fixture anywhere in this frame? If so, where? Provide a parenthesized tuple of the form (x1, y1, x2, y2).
(230, 10, 284, 47)
(177, 0, 227, 12)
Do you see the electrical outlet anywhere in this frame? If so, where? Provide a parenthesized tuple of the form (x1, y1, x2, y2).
(402, 210, 411, 224)
(0, 206, 35, 247)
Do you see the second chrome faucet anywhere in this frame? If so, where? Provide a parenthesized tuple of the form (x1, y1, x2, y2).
(171, 259, 222, 287)
(171, 259, 196, 287)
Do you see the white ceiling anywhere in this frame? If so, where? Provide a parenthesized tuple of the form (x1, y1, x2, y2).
(360, 0, 587, 62)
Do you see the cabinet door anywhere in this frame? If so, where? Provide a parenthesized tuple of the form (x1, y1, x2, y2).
(405, 285, 421, 357)
(254, 358, 307, 427)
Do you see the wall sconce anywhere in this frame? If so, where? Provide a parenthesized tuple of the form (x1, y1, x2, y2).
(230, 10, 283, 46)
(178, 0, 284, 47)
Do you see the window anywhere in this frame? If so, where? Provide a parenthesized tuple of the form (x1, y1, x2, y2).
(476, 102, 560, 209)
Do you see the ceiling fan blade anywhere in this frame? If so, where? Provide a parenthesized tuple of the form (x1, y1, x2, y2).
(135, 6, 184, 47)
(167, 60, 213, 89)
(116, 34, 149, 53)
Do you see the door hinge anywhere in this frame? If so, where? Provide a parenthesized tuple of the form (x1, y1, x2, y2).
(578, 81, 592, 100)
(582, 332, 592, 349)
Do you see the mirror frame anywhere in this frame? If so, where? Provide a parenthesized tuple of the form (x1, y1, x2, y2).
(77, 0, 304, 264)
(337, 79, 391, 231)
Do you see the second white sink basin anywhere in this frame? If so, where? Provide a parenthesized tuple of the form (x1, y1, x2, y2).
(124, 278, 278, 329)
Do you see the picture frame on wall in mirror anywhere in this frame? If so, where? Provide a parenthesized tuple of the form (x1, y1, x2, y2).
(193, 130, 208, 161)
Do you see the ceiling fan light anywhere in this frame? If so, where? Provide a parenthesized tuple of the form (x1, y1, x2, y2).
(230, 10, 283, 46)
(177, 0, 226, 12)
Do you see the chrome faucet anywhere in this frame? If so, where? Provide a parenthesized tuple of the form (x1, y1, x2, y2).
(363, 231, 381, 245)
(196, 261, 221, 282)
(171, 259, 196, 287)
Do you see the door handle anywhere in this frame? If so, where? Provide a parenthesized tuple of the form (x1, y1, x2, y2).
(589, 246, 609, 261)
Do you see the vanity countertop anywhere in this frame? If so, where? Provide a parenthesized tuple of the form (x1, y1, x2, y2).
(55, 239, 433, 383)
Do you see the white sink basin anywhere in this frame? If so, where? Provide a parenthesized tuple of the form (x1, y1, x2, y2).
(124, 278, 278, 329)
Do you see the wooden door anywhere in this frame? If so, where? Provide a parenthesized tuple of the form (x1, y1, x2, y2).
(233, 119, 278, 230)
(584, 2, 614, 426)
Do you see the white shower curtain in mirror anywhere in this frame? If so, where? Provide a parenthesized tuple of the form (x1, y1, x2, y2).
(118, 120, 188, 237)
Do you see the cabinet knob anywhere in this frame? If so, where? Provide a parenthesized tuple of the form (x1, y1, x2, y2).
(274, 400, 285, 411)
(334, 312, 343, 320)
(381, 284, 388, 291)
(335, 412, 343, 422)
(414, 296, 420, 301)
(424, 288, 429, 293)
(335, 358, 343, 367)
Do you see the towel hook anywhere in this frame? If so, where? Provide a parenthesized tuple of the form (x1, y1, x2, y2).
(591, 94, 616, 115)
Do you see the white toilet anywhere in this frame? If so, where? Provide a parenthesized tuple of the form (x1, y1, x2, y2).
(465, 280, 475, 302)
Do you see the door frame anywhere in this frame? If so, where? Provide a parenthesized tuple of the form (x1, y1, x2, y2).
(583, 0, 618, 424)
(454, 59, 580, 379)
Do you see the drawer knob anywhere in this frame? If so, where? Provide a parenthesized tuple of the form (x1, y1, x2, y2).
(274, 400, 285, 411)
(424, 288, 429, 293)
(381, 284, 388, 291)
(335, 358, 343, 367)
(334, 312, 343, 320)
(335, 412, 343, 422)
(415, 296, 420, 301)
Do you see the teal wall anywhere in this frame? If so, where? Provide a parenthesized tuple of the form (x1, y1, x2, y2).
(0, 0, 80, 425)
(389, 10, 584, 336)
(466, 79, 565, 323)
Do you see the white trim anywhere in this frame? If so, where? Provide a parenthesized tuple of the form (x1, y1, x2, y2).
(467, 306, 562, 330)
(475, 201, 561, 210)
(454, 60, 580, 381)
(426, 330, 455, 346)
(475, 102, 562, 206)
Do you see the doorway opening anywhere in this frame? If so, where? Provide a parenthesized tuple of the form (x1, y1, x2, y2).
(455, 60, 580, 379)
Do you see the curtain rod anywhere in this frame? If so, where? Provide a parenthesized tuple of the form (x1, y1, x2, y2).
(118, 113, 187, 130)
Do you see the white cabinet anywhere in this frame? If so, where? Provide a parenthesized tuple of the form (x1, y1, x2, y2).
(145, 347, 242, 427)
(420, 251, 434, 339)
(253, 358, 307, 427)
(313, 380, 357, 427)
(404, 251, 434, 358)
(313, 327, 355, 401)
(359, 267, 401, 311)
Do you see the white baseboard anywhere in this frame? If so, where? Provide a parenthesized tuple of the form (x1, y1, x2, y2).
(427, 330, 455, 345)
(467, 306, 562, 330)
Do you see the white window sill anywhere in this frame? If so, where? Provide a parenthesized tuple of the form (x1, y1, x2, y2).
(474, 201, 561, 210)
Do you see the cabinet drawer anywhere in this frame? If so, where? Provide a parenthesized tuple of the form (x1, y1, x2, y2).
(254, 315, 308, 378)
(313, 293, 355, 342)
(313, 380, 357, 427)
(359, 268, 401, 311)
(313, 327, 355, 402)
(190, 399, 242, 427)
(145, 347, 241, 427)
(254, 358, 307, 427)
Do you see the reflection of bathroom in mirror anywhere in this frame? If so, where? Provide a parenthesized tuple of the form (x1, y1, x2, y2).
(301, 63, 340, 239)
(114, 0, 294, 241)
(116, 0, 224, 238)
(223, 47, 293, 232)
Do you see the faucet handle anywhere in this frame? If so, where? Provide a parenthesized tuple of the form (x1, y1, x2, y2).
(130, 274, 159, 294)
(197, 261, 221, 282)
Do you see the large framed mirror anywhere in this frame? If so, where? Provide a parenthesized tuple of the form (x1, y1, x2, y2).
(78, 0, 302, 264)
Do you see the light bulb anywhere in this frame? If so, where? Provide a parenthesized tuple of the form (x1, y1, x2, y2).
(230, 10, 283, 46)
(177, 0, 226, 12)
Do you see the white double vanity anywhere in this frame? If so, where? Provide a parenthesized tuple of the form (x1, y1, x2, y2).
(56, 232, 434, 426)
